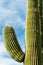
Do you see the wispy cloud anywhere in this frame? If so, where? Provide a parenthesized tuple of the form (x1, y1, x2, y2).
(0, 7, 17, 17)
(0, 57, 23, 65)
(0, 42, 7, 56)
(0, 0, 26, 30)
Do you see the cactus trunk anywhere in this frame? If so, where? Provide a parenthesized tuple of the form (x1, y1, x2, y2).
(24, 0, 42, 65)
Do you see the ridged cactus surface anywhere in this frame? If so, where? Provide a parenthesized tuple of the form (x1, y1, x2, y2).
(3, 0, 42, 65)
(3, 26, 25, 62)
(24, 0, 42, 65)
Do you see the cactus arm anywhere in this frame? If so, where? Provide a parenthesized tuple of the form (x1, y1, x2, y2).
(24, 0, 42, 65)
(3, 25, 25, 62)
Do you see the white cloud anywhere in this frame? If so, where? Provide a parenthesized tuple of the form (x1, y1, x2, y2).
(0, 0, 26, 30)
(0, 57, 23, 65)
(2, 14, 25, 30)
(0, 42, 7, 55)
(0, 7, 17, 17)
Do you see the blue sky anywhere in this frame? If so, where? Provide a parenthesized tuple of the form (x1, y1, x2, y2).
(0, 0, 26, 65)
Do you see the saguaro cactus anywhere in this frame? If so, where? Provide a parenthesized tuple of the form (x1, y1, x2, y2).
(3, 0, 42, 65)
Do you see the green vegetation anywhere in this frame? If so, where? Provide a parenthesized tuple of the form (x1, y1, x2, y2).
(3, 0, 42, 65)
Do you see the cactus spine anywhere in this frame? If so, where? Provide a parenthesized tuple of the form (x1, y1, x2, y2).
(3, 0, 42, 65)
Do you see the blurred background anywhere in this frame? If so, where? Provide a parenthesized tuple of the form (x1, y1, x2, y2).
(0, 0, 26, 65)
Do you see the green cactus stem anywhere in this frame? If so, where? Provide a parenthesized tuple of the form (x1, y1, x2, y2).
(24, 0, 42, 65)
(3, 0, 42, 65)
(3, 25, 25, 62)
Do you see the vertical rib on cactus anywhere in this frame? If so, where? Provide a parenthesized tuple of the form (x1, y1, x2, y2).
(41, 0, 43, 49)
(40, 0, 43, 48)
(3, 26, 25, 62)
(24, 0, 42, 65)
(41, 1, 43, 50)
(40, 0, 43, 64)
